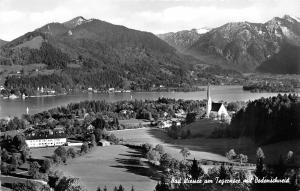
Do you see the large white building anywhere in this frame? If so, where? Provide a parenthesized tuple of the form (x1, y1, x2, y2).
(25, 128, 67, 148)
(206, 85, 229, 120)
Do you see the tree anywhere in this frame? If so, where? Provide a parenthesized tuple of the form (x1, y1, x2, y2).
(146, 150, 160, 162)
(12, 134, 26, 150)
(54, 146, 67, 158)
(92, 117, 106, 129)
(11, 154, 20, 168)
(185, 112, 196, 124)
(180, 147, 190, 161)
(255, 148, 265, 179)
(226, 149, 237, 161)
(219, 164, 229, 180)
(286, 150, 294, 164)
(189, 158, 203, 180)
(81, 142, 89, 154)
(160, 153, 172, 169)
(21, 148, 29, 163)
(55, 177, 86, 191)
(142, 143, 153, 153)
(155, 144, 165, 155)
(41, 159, 51, 173)
(155, 177, 170, 191)
(1, 148, 10, 162)
(238, 154, 248, 164)
(96, 187, 102, 191)
(256, 147, 265, 159)
(52, 154, 61, 164)
(29, 161, 41, 179)
(94, 128, 103, 142)
(118, 185, 125, 191)
(274, 155, 287, 178)
(67, 148, 76, 158)
(12, 181, 51, 191)
(91, 134, 97, 147)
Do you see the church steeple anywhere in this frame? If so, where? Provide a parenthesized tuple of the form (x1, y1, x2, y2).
(206, 84, 212, 118)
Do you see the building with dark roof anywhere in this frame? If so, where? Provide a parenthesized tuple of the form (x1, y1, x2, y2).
(206, 85, 229, 120)
(25, 128, 66, 148)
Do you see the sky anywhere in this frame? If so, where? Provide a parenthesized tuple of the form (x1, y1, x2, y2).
(0, 0, 300, 41)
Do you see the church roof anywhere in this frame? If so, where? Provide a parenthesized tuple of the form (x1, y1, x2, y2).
(211, 102, 223, 112)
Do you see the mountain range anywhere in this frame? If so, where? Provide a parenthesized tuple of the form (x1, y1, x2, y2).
(0, 15, 299, 93)
(157, 28, 210, 51)
(0, 16, 209, 91)
(158, 15, 300, 74)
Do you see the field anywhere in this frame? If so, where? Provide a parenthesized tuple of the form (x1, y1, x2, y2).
(52, 145, 158, 191)
(113, 127, 229, 162)
(114, 119, 300, 165)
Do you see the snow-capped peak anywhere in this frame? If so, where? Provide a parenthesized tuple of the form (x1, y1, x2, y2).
(283, 14, 300, 23)
(289, 15, 300, 22)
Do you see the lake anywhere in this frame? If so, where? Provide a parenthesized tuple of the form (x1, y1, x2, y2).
(0, 86, 289, 118)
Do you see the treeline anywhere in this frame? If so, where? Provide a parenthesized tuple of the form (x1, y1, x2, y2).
(63, 98, 204, 119)
(243, 81, 297, 93)
(4, 73, 72, 96)
(219, 94, 299, 144)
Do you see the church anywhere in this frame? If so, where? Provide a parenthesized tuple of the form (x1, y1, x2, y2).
(206, 85, 229, 120)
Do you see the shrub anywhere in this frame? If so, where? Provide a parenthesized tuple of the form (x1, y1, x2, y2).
(67, 147, 77, 158)
(160, 153, 172, 169)
(52, 154, 61, 164)
(226, 149, 237, 160)
(81, 142, 89, 154)
(146, 149, 161, 162)
(29, 161, 41, 179)
(155, 144, 165, 155)
(41, 159, 51, 173)
(54, 146, 67, 159)
(142, 143, 153, 153)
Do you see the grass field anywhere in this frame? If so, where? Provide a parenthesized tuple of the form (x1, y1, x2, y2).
(183, 118, 222, 138)
(114, 120, 300, 165)
(53, 145, 158, 191)
(113, 127, 230, 162)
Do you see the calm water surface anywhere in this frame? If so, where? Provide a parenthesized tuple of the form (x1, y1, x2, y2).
(0, 86, 292, 118)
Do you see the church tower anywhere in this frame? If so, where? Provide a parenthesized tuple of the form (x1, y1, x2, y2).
(206, 84, 212, 118)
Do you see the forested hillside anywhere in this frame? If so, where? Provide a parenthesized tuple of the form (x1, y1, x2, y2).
(229, 94, 300, 144)
(0, 17, 242, 93)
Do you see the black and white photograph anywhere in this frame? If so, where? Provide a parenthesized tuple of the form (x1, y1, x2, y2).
(0, 0, 299, 191)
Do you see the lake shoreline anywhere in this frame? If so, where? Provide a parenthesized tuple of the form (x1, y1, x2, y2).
(0, 85, 286, 119)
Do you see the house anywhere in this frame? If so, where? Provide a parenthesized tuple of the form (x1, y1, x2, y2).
(209, 103, 229, 120)
(98, 140, 110, 146)
(108, 88, 115, 92)
(206, 85, 229, 121)
(8, 94, 18, 99)
(25, 128, 67, 148)
(158, 120, 172, 128)
(175, 109, 186, 118)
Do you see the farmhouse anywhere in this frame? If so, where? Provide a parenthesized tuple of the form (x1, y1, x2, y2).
(25, 128, 67, 148)
(206, 85, 229, 120)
